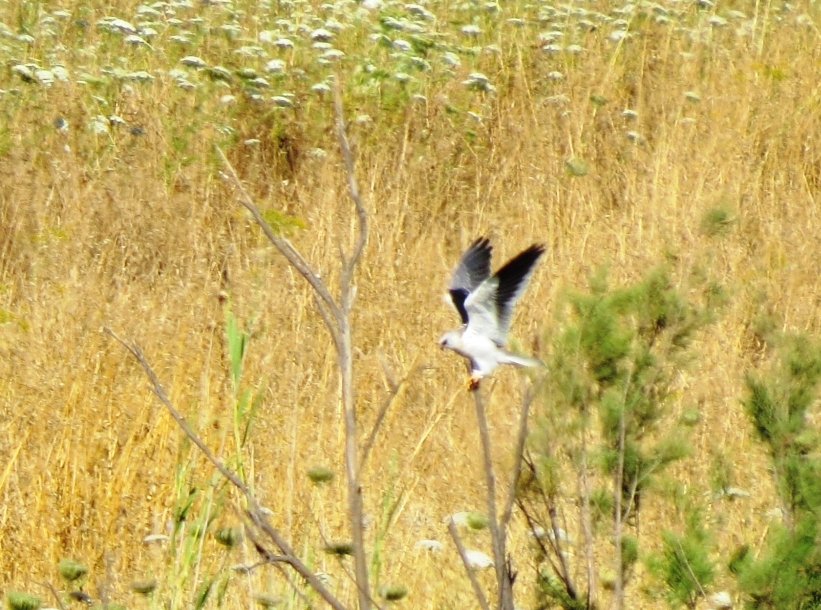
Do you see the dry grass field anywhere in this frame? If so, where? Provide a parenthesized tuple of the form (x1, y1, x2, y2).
(1, 0, 821, 607)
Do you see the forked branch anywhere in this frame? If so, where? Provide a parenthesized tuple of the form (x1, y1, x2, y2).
(105, 328, 347, 610)
(217, 80, 371, 610)
(333, 81, 367, 307)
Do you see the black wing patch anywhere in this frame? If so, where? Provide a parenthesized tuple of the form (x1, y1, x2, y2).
(449, 288, 470, 325)
(493, 244, 546, 315)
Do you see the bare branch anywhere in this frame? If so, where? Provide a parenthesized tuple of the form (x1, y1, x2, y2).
(215, 146, 342, 324)
(333, 79, 367, 307)
(447, 520, 491, 610)
(501, 377, 544, 529)
(519, 454, 576, 598)
(207, 79, 370, 610)
(360, 386, 402, 470)
(243, 525, 321, 610)
(106, 328, 348, 610)
(471, 387, 514, 609)
(329, 77, 371, 610)
(360, 360, 424, 470)
(314, 294, 342, 352)
(42, 582, 67, 610)
(516, 501, 574, 596)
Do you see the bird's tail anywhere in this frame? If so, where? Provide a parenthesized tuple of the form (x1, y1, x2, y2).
(500, 351, 544, 368)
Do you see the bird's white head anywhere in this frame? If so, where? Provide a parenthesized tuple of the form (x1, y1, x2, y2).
(438, 330, 462, 350)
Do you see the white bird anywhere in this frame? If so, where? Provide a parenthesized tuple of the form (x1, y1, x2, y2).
(439, 237, 545, 390)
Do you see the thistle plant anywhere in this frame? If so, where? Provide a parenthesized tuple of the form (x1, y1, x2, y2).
(58, 558, 89, 583)
(6, 591, 41, 610)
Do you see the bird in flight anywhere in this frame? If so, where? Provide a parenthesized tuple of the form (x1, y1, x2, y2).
(439, 237, 545, 390)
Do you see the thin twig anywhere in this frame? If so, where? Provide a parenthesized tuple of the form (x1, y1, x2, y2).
(613, 366, 634, 610)
(360, 361, 424, 469)
(105, 328, 347, 610)
(501, 377, 544, 529)
(333, 80, 367, 298)
(520, 454, 576, 597)
(313, 294, 342, 353)
(674, 538, 707, 600)
(42, 581, 67, 610)
(244, 524, 319, 610)
(360, 385, 402, 469)
(327, 78, 371, 610)
(447, 520, 491, 610)
(215, 146, 342, 327)
(516, 502, 569, 593)
(472, 387, 513, 610)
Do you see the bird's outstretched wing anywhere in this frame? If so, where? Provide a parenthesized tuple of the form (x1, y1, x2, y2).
(465, 244, 545, 346)
(448, 237, 492, 325)
(493, 244, 545, 339)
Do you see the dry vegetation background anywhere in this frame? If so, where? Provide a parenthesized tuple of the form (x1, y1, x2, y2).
(1, 0, 821, 606)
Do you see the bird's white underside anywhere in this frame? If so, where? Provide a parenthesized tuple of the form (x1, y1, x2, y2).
(441, 327, 540, 379)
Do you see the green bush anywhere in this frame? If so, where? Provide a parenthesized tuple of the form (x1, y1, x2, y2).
(736, 333, 821, 608)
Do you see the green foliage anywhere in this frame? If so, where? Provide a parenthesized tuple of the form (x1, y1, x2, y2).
(224, 308, 248, 391)
(565, 157, 589, 177)
(216, 572, 231, 607)
(621, 535, 639, 574)
(738, 518, 821, 608)
(734, 333, 821, 608)
(678, 408, 701, 427)
(371, 457, 404, 588)
(324, 541, 355, 556)
(743, 335, 821, 516)
(253, 594, 281, 608)
(222, 303, 266, 480)
(527, 264, 717, 608)
(260, 209, 307, 234)
(537, 571, 588, 610)
(647, 510, 715, 609)
(709, 449, 734, 495)
(590, 487, 614, 523)
(465, 511, 490, 531)
(566, 266, 713, 515)
(6, 591, 41, 610)
(700, 206, 734, 237)
(58, 558, 89, 582)
(306, 465, 335, 484)
(194, 577, 214, 610)
(214, 526, 243, 549)
(378, 585, 408, 602)
(130, 580, 158, 596)
(727, 544, 751, 576)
